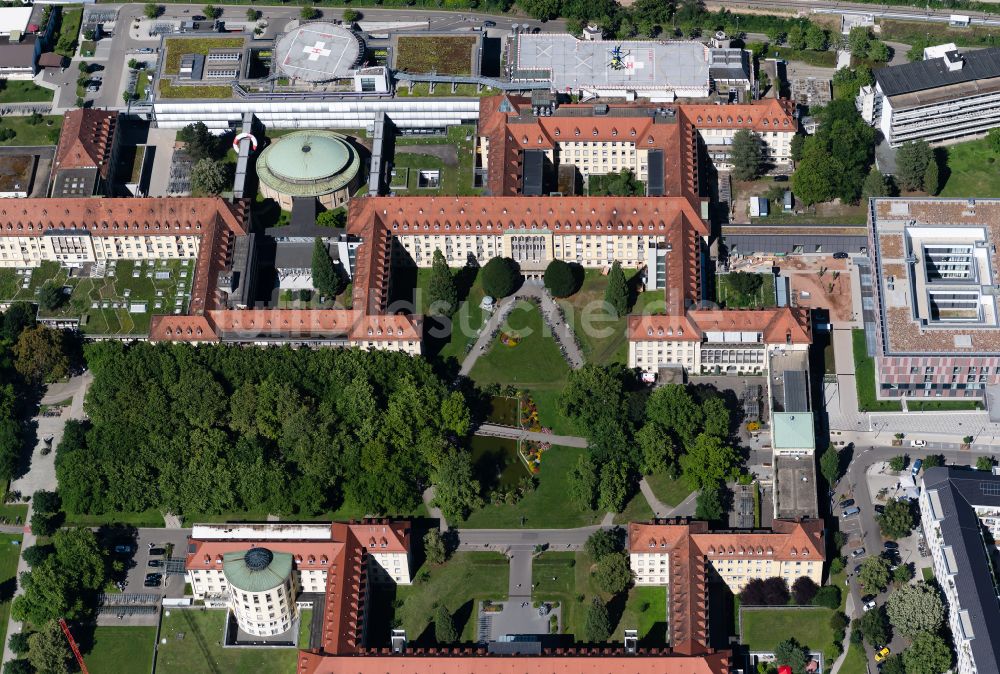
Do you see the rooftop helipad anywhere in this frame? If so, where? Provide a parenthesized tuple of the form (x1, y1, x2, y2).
(274, 22, 362, 83)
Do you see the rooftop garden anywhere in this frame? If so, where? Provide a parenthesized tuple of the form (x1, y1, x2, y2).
(395, 36, 476, 75)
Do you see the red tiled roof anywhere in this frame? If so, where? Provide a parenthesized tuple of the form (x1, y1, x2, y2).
(682, 99, 796, 133)
(628, 307, 812, 345)
(628, 519, 825, 559)
(149, 315, 217, 342)
(52, 109, 118, 178)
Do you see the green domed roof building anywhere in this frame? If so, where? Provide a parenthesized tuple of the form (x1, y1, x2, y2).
(256, 130, 362, 211)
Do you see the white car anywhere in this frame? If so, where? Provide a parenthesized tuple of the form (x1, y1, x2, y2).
(863, 599, 877, 612)
(910, 439, 927, 447)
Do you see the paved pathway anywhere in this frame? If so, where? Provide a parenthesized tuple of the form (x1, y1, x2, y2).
(474, 423, 588, 448)
(458, 283, 584, 377)
(422, 486, 448, 532)
(639, 478, 669, 518)
(455, 523, 610, 552)
(1, 373, 92, 670)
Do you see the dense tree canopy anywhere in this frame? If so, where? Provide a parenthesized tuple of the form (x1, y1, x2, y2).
(679, 433, 740, 490)
(730, 130, 765, 181)
(886, 583, 944, 637)
(589, 168, 644, 196)
(57, 343, 472, 517)
(584, 597, 611, 642)
(543, 259, 582, 298)
(559, 364, 634, 463)
(903, 631, 952, 674)
(774, 638, 809, 674)
(593, 552, 632, 594)
(480, 257, 520, 299)
(858, 605, 890, 648)
(792, 100, 875, 206)
(604, 261, 628, 318)
(312, 238, 344, 300)
(878, 499, 915, 540)
(14, 326, 69, 383)
(427, 250, 458, 317)
(740, 577, 790, 606)
(858, 556, 891, 594)
(896, 141, 934, 192)
(13, 528, 107, 626)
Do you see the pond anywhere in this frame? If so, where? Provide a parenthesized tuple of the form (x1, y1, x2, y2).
(486, 396, 520, 428)
(470, 435, 528, 491)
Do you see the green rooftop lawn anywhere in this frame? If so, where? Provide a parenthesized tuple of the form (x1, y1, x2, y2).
(29, 259, 196, 336)
(0, 115, 62, 147)
(0, 534, 23, 653)
(459, 446, 603, 529)
(643, 473, 693, 508)
(0, 80, 54, 104)
(393, 125, 479, 196)
(715, 272, 777, 309)
(908, 399, 981, 411)
(162, 37, 245, 74)
(83, 626, 156, 674)
(393, 552, 509, 642)
(939, 137, 1000, 198)
(852, 328, 902, 412)
(741, 606, 840, 663)
(54, 7, 83, 58)
(395, 35, 476, 75)
(392, 152, 447, 194)
(156, 609, 297, 674)
(158, 79, 234, 99)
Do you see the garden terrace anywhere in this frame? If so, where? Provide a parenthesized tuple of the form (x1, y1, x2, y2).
(394, 35, 478, 76)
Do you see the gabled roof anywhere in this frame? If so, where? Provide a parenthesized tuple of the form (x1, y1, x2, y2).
(53, 109, 118, 178)
(628, 307, 812, 345)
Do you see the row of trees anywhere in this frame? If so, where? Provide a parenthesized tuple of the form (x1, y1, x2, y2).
(56, 342, 474, 519)
(561, 367, 740, 515)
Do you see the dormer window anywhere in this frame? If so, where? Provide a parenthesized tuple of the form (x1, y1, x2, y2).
(554, 129, 560, 136)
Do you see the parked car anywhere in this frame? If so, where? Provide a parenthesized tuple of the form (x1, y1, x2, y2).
(147, 559, 163, 568)
(875, 646, 891, 663)
(839, 499, 855, 509)
(833, 252, 849, 259)
(853, 564, 862, 575)
(842, 506, 861, 518)
(113, 544, 133, 555)
(863, 599, 877, 612)
(149, 547, 166, 556)
(874, 504, 885, 515)
(483, 20, 496, 27)
(851, 547, 866, 558)
(912, 458, 924, 476)
(883, 541, 899, 550)
(144, 573, 162, 587)
(910, 439, 927, 448)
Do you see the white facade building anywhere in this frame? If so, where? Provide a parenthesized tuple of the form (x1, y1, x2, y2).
(858, 45, 1000, 147)
(919, 468, 1000, 674)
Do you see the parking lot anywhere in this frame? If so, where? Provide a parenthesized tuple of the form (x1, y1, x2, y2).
(99, 527, 190, 626)
(836, 500, 865, 548)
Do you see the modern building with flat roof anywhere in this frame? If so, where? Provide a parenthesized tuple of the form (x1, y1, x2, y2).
(867, 197, 1000, 400)
(509, 33, 750, 101)
(858, 44, 1000, 146)
(920, 467, 1000, 674)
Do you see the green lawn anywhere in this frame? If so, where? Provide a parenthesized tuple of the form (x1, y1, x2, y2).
(394, 552, 509, 642)
(613, 585, 667, 642)
(528, 388, 580, 437)
(643, 474, 693, 508)
(157, 609, 297, 674)
(0, 81, 53, 104)
(741, 606, 839, 663)
(0, 534, 22, 652)
(939, 137, 1000, 198)
(83, 626, 156, 674)
(852, 329, 902, 412)
(460, 446, 603, 529)
(767, 46, 837, 68)
(715, 272, 777, 309)
(0, 503, 27, 524)
(297, 609, 312, 647)
(554, 268, 663, 367)
(613, 491, 654, 525)
(162, 37, 245, 74)
(391, 152, 447, 194)
(0, 115, 62, 147)
(469, 300, 572, 388)
(839, 641, 869, 674)
(396, 35, 476, 75)
(922, 566, 934, 582)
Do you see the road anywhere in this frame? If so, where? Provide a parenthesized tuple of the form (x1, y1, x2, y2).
(700, 0, 1000, 23)
(832, 442, 996, 665)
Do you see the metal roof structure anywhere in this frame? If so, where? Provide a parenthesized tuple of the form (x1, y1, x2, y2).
(256, 130, 361, 198)
(771, 412, 815, 451)
(521, 149, 544, 196)
(782, 370, 810, 413)
(922, 467, 1000, 674)
(875, 46, 1000, 98)
(222, 547, 293, 593)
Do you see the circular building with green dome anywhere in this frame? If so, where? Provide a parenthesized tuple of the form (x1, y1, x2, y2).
(222, 547, 298, 637)
(256, 130, 362, 211)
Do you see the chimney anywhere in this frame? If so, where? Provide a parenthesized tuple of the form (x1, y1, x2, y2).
(945, 50, 964, 71)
